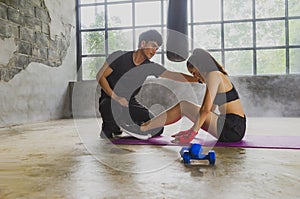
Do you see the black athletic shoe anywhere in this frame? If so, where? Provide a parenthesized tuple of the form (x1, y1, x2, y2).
(120, 123, 152, 140)
(99, 130, 113, 139)
(113, 131, 123, 136)
(100, 130, 123, 139)
(122, 123, 162, 136)
(122, 123, 144, 134)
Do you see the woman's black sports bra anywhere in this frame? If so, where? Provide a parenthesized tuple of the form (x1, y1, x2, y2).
(213, 84, 240, 106)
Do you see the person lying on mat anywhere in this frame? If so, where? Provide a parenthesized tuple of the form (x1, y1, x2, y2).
(135, 48, 246, 143)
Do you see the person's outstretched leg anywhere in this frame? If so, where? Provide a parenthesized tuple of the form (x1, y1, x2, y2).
(141, 100, 220, 141)
(140, 100, 200, 131)
(126, 98, 164, 137)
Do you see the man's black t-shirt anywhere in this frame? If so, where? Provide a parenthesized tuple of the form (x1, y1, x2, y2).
(101, 51, 167, 100)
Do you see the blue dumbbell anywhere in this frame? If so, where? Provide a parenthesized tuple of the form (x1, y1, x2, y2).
(180, 143, 216, 165)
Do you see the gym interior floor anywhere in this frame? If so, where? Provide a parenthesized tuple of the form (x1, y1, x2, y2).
(0, 117, 299, 199)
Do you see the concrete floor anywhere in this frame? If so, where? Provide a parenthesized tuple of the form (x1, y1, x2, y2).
(0, 117, 300, 199)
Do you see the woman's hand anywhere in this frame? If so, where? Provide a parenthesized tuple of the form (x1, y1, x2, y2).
(171, 128, 193, 137)
(171, 128, 198, 144)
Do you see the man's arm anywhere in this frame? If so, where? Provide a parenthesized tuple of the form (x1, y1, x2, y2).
(159, 70, 203, 83)
(96, 62, 128, 106)
(96, 62, 115, 98)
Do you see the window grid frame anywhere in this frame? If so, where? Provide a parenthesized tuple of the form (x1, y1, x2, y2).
(77, 0, 300, 80)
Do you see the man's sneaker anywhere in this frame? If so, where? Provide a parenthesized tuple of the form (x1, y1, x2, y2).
(121, 123, 164, 140)
(99, 130, 113, 139)
(113, 131, 123, 136)
(100, 130, 123, 139)
(121, 123, 152, 140)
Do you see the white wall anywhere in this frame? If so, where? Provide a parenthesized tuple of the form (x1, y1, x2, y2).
(0, 0, 76, 127)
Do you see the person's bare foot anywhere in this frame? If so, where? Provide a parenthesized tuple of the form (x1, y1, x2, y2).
(140, 125, 147, 132)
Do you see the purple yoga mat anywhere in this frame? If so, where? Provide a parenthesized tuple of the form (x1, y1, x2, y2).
(111, 135, 300, 149)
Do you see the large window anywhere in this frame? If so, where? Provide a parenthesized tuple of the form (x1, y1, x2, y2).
(77, 0, 300, 80)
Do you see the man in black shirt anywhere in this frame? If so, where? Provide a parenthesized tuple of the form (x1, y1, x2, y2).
(96, 29, 198, 138)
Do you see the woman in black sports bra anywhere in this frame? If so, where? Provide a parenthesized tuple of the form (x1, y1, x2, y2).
(139, 48, 246, 143)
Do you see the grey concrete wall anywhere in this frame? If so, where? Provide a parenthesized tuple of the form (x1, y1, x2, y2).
(69, 74, 300, 118)
(231, 75, 300, 117)
(0, 0, 76, 127)
(70, 80, 101, 118)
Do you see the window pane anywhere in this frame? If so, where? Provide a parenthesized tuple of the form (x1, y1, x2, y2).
(289, 0, 300, 16)
(224, 22, 253, 48)
(225, 50, 253, 75)
(224, 0, 252, 20)
(257, 49, 286, 75)
(256, 0, 285, 18)
(108, 30, 133, 53)
(108, 0, 130, 2)
(194, 24, 221, 49)
(290, 49, 300, 74)
(135, 1, 161, 26)
(80, 0, 104, 4)
(82, 31, 105, 55)
(193, 0, 221, 22)
(256, 20, 285, 47)
(81, 6, 105, 29)
(289, 19, 300, 45)
(164, 55, 189, 73)
(82, 57, 106, 80)
(107, 3, 132, 27)
(210, 51, 222, 65)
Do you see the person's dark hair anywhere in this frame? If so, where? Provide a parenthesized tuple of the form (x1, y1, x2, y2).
(138, 29, 163, 48)
(187, 48, 227, 75)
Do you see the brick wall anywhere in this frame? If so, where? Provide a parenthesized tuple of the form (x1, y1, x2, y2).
(0, 0, 71, 82)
